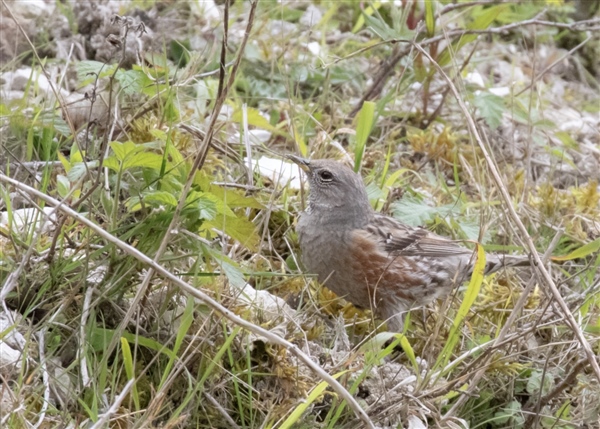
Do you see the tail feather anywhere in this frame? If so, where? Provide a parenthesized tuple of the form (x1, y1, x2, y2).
(484, 254, 531, 275)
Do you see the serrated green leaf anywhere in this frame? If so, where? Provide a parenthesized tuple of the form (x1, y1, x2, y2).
(219, 190, 263, 209)
(56, 174, 70, 198)
(204, 215, 259, 251)
(198, 192, 236, 218)
(365, 182, 384, 206)
(533, 119, 556, 130)
(362, 11, 400, 40)
(143, 191, 179, 207)
(68, 161, 98, 182)
(58, 152, 71, 173)
(391, 195, 454, 227)
(110, 141, 138, 161)
(115, 69, 146, 95)
(220, 260, 246, 289)
(76, 61, 117, 82)
(108, 141, 164, 170)
(185, 192, 218, 220)
(454, 218, 492, 244)
(70, 146, 84, 164)
(205, 247, 246, 289)
(473, 91, 505, 129)
(493, 400, 522, 425)
(195, 176, 264, 210)
(526, 370, 554, 396)
(122, 152, 164, 170)
(103, 156, 120, 172)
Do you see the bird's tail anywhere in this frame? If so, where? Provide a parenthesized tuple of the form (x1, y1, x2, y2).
(484, 254, 531, 275)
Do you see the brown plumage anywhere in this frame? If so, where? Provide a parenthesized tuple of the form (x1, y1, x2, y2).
(290, 156, 530, 331)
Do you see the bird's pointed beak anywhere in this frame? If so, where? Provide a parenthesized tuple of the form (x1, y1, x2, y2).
(287, 155, 310, 172)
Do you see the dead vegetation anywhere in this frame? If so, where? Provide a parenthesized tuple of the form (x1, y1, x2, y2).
(0, 1, 599, 428)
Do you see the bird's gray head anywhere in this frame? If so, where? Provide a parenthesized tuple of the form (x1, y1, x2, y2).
(289, 156, 374, 228)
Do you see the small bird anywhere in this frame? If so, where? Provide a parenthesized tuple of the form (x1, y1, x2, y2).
(289, 156, 531, 331)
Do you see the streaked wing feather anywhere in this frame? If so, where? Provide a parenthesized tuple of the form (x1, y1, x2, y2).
(365, 214, 473, 258)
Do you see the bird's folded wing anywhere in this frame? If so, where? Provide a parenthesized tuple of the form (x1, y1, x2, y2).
(365, 214, 474, 258)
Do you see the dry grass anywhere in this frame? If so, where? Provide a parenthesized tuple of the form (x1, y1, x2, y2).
(0, 1, 599, 428)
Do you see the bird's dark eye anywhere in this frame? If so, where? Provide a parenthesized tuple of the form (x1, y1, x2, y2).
(319, 170, 334, 181)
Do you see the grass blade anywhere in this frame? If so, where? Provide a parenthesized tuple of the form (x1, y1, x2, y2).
(354, 101, 376, 172)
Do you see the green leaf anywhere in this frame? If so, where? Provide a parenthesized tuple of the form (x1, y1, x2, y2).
(220, 259, 247, 289)
(143, 191, 179, 208)
(77, 61, 117, 82)
(552, 237, 600, 261)
(454, 218, 492, 244)
(159, 298, 195, 388)
(68, 161, 98, 182)
(204, 215, 259, 251)
(170, 39, 191, 67)
(360, 332, 418, 372)
(215, 188, 264, 209)
(554, 131, 579, 149)
(58, 152, 71, 173)
(206, 248, 247, 289)
(360, 331, 397, 363)
(473, 91, 505, 129)
(197, 192, 236, 218)
(115, 69, 146, 95)
(468, 5, 505, 30)
(186, 192, 218, 221)
(424, 0, 435, 36)
(102, 156, 121, 172)
(195, 175, 264, 209)
(352, 2, 381, 33)
(365, 182, 384, 206)
(544, 146, 576, 169)
(362, 11, 401, 40)
(438, 5, 507, 67)
(232, 107, 277, 131)
(123, 152, 164, 171)
(354, 101, 376, 172)
(526, 369, 554, 397)
(88, 328, 176, 360)
(56, 174, 70, 199)
(436, 244, 485, 370)
(110, 141, 138, 161)
(280, 371, 348, 429)
(391, 194, 454, 227)
(106, 141, 165, 171)
(120, 337, 140, 411)
(70, 145, 84, 163)
(493, 400, 522, 426)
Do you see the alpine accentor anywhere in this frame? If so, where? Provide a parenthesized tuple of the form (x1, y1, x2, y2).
(290, 156, 530, 331)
